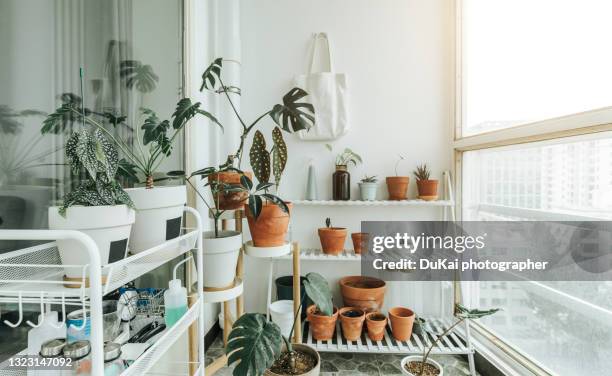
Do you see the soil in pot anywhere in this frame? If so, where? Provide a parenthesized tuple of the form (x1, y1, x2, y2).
(339, 307, 365, 341)
(365, 312, 387, 341)
(386, 176, 409, 200)
(351, 232, 368, 254)
(416, 180, 439, 201)
(389, 307, 415, 341)
(268, 350, 317, 375)
(339, 276, 386, 312)
(246, 202, 292, 247)
(404, 361, 441, 376)
(318, 227, 347, 255)
(208, 171, 253, 210)
(306, 305, 338, 341)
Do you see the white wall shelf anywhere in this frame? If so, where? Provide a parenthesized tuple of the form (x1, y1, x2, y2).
(290, 199, 454, 207)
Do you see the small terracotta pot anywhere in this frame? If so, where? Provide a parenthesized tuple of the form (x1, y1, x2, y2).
(339, 276, 386, 312)
(338, 307, 366, 341)
(318, 227, 347, 255)
(306, 305, 338, 341)
(389, 307, 415, 341)
(208, 171, 253, 210)
(416, 179, 439, 200)
(245, 202, 292, 247)
(386, 176, 409, 200)
(351, 232, 368, 254)
(365, 312, 388, 341)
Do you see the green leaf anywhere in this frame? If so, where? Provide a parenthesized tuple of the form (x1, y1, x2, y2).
(261, 194, 289, 215)
(42, 103, 80, 134)
(248, 195, 263, 220)
(240, 174, 253, 191)
(226, 313, 282, 376)
(255, 182, 274, 192)
(141, 109, 171, 148)
(271, 127, 287, 187)
(117, 159, 139, 184)
(200, 58, 223, 91)
(269, 87, 315, 133)
(303, 272, 333, 316)
(190, 166, 217, 178)
(249, 130, 270, 184)
(172, 98, 223, 131)
(120, 60, 159, 93)
(455, 304, 501, 320)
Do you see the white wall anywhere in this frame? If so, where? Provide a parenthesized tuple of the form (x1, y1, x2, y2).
(239, 0, 455, 316)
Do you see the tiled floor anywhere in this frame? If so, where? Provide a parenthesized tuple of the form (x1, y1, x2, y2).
(207, 336, 480, 376)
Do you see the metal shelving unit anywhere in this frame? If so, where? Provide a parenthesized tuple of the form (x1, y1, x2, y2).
(0, 206, 205, 376)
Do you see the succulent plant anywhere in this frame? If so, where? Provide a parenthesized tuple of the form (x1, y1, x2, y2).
(413, 164, 431, 181)
(361, 175, 378, 183)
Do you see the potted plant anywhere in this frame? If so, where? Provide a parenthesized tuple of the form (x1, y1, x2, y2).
(358, 175, 378, 201)
(386, 155, 409, 200)
(338, 307, 366, 341)
(318, 218, 347, 255)
(47, 129, 135, 284)
(200, 58, 315, 210)
(42, 91, 222, 254)
(339, 276, 386, 312)
(401, 304, 500, 376)
(414, 164, 438, 201)
(326, 144, 361, 200)
(350, 232, 368, 254)
(227, 272, 333, 376)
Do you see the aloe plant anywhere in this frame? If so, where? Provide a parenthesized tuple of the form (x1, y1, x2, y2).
(226, 272, 332, 376)
(413, 164, 431, 181)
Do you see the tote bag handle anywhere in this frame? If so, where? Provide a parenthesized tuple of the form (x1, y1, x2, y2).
(308, 32, 334, 73)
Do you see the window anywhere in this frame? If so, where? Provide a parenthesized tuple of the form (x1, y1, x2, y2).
(458, 1, 612, 375)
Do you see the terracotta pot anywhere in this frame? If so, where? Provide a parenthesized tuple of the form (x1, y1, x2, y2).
(386, 176, 409, 200)
(339, 276, 386, 312)
(338, 307, 366, 341)
(416, 179, 439, 200)
(306, 305, 338, 341)
(365, 312, 388, 341)
(350, 232, 368, 254)
(318, 227, 347, 255)
(208, 171, 253, 210)
(265, 343, 321, 376)
(389, 307, 415, 341)
(246, 202, 292, 247)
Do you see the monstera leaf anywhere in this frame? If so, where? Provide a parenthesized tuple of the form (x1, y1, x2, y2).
(226, 313, 282, 376)
(456, 304, 501, 319)
(249, 130, 271, 184)
(171, 98, 223, 130)
(200, 57, 223, 91)
(141, 109, 170, 146)
(303, 272, 333, 316)
(271, 127, 287, 187)
(120, 60, 158, 93)
(269, 87, 315, 133)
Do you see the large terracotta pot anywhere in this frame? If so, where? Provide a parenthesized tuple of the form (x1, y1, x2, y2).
(338, 307, 366, 341)
(208, 171, 252, 210)
(389, 307, 415, 341)
(245, 202, 292, 247)
(416, 179, 439, 201)
(318, 227, 347, 255)
(386, 176, 409, 200)
(350, 232, 368, 254)
(306, 305, 338, 341)
(339, 276, 386, 312)
(365, 312, 388, 341)
(265, 344, 321, 376)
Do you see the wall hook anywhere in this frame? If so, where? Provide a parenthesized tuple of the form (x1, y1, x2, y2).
(70, 292, 88, 332)
(26, 291, 45, 328)
(3, 292, 23, 328)
(49, 293, 66, 329)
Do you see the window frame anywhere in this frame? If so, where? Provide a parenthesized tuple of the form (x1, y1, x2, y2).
(452, 0, 612, 374)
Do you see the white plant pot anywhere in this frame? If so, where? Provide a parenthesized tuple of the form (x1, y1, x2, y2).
(202, 230, 242, 288)
(48, 205, 135, 279)
(400, 355, 444, 376)
(126, 185, 186, 254)
(359, 182, 378, 201)
(269, 300, 295, 338)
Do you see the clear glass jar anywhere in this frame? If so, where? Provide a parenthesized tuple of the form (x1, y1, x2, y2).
(103, 342, 126, 376)
(62, 340, 91, 376)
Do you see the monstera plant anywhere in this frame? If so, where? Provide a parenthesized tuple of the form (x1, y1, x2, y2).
(227, 272, 332, 376)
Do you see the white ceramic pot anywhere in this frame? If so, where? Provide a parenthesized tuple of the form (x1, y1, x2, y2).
(126, 185, 186, 254)
(48, 205, 135, 278)
(202, 230, 242, 288)
(270, 300, 295, 338)
(400, 355, 444, 376)
(359, 182, 378, 201)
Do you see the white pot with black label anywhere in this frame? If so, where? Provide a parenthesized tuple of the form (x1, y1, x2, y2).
(48, 205, 135, 279)
(126, 185, 186, 254)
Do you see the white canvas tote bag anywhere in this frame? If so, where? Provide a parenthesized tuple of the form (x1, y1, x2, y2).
(296, 33, 348, 141)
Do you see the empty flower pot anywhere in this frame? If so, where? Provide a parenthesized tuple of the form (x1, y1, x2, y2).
(318, 227, 347, 255)
(246, 202, 292, 247)
(389, 307, 415, 341)
(351, 232, 368, 254)
(306, 305, 338, 341)
(339, 276, 386, 312)
(386, 176, 409, 200)
(208, 171, 252, 210)
(338, 307, 366, 341)
(416, 179, 439, 201)
(365, 311, 388, 341)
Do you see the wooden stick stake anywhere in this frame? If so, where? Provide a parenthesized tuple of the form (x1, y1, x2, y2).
(292, 242, 301, 344)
